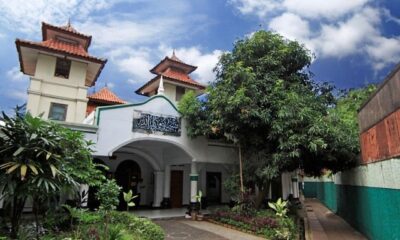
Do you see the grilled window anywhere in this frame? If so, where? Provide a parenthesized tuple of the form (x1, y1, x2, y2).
(48, 103, 67, 121)
(54, 58, 71, 79)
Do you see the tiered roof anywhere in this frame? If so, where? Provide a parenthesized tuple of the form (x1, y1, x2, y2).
(16, 22, 107, 86)
(136, 52, 205, 96)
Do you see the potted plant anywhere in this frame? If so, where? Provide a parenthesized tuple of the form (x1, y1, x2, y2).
(195, 190, 204, 221)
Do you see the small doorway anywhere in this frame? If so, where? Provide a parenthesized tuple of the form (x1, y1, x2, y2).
(170, 170, 183, 208)
(115, 161, 142, 210)
(206, 172, 221, 205)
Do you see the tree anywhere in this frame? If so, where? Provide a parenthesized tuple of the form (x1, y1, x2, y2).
(96, 179, 121, 238)
(179, 31, 359, 207)
(0, 107, 105, 238)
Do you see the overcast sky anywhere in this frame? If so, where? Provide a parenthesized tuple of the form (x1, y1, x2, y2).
(0, 0, 399, 112)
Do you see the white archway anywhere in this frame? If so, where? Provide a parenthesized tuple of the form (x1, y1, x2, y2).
(108, 137, 197, 162)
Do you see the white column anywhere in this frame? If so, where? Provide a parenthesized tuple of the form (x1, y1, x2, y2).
(291, 172, 300, 199)
(190, 161, 198, 203)
(281, 172, 291, 200)
(153, 171, 165, 207)
(163, 165, 171, 198)
(0, 194, 3, 209)
(80, 184, 89, 207)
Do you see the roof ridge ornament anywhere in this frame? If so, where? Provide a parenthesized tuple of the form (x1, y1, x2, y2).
(157, 75, 165, 95)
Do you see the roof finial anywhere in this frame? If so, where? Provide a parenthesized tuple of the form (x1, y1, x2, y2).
(157, 75, 165, 95)
(67, 18, 71, 27)
(172, 49, 176, 57)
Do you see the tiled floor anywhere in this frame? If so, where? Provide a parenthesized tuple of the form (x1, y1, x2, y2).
(133, 207, 214, 219)
(155, 219, 265, 240)
(133, 208, 190, 219)
(305, 199, 367, 240)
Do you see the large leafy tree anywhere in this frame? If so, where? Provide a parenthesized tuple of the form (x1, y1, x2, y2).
(179, 31, 359, 207)
(0, 107, 105, 238)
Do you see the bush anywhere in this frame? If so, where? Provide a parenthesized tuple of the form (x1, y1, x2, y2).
(110, 211, 164, 240)
(211, 207, 297, 239)
(37, 208, 164, 240)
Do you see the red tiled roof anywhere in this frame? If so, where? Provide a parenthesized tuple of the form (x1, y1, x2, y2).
(42, 22, 91, 40)
(15, 39, 105, 63)
(135, 72, 205, 95)
(150, 56, 197, 75)
(162, 68, 204, 87)
(88, 87, 126, 104)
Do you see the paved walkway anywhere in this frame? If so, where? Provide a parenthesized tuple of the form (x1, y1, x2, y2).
(305, 199, 367, 240)
(155, 219, 264, 240)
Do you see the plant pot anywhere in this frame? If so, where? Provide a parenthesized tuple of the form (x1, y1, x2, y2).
(197, 214, 204, 221)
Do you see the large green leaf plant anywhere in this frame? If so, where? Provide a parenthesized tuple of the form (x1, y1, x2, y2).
(0, 107, 105, 238)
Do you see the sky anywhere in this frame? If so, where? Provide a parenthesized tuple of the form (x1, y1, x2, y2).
(0, 0, 399, 112)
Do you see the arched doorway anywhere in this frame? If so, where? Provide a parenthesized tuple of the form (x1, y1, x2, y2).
(115, 160, 142, 210)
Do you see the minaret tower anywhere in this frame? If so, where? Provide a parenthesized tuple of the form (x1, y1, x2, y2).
(135, 51, 205, 103)
(16, 22, 107, 123)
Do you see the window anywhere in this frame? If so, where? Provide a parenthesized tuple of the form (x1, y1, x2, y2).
(48, 103, 67, 121)
(54, 58, 71, 78)
(175, 86, 186, 101)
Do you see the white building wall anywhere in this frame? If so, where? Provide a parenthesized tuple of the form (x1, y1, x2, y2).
(92, 96, 238, 166)
(27, 53, 89, 123)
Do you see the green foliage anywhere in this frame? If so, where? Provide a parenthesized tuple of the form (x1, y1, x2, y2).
(40, 210, 164, 240)
(0, 107, 105, 237)
(223, 173, 242, 202)
(179, 90, 214, 137)
(212, 207, 297, 239)
(179, 30, 360, 185)
(268, 198, 288, 218)
(110, 212, 165, 240)
(123, 190, 138, 211)
(96, 179, 121, 211)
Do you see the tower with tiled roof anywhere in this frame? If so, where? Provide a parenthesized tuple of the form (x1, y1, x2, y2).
(16, 21, 107, 123)
(86, 87, 126, 116)
(135, 51, 205, 102)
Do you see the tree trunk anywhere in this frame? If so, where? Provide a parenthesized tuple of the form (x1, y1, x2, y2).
(255, 182, 270, 209)
(238, 145, 244, 201)
(33, 197, 40, 240)
(10, 195, 27, 239)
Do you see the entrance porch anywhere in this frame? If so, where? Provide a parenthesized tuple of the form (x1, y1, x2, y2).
(90, 139, 233, 210)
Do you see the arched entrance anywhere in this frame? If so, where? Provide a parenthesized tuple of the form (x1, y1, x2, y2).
(115, 160, 142, 210)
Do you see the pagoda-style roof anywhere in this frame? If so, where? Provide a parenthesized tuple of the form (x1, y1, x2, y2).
(42, 21, 92, 49)
(15, 22, 107, 87)
(150, 52, 197, 75)
(88, 87, 126, 104)
(136, 52, 205, 96)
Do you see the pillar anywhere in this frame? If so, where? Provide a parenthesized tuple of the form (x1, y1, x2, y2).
(80, 184, 89, 207)
(161, 165, 171, 208)
(190, 161, 199, 211)
(153, 171, 164, 207)
(291, 172, 300, 199)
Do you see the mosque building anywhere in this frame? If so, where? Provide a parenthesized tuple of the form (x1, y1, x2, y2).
(15, 22, 299, 209)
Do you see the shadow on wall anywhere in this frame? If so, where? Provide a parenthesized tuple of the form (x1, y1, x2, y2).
(336, 181, 400, 240)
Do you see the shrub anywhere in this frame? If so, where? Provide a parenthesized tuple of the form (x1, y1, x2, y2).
(211, 207, 298, 239)
(110, 211, 164, 240)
